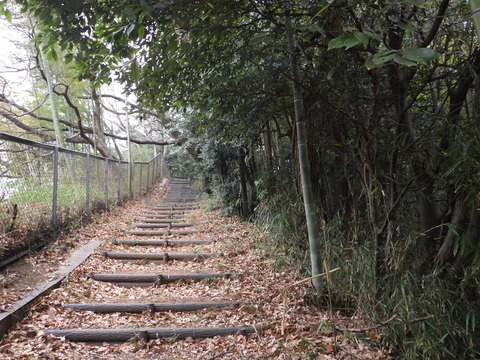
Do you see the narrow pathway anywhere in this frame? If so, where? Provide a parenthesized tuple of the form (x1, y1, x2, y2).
(0, 179, 388, 359)
(42, 178, 259, 342)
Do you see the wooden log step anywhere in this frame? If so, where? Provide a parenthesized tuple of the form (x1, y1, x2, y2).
(113, 239, 213, 246)
(163, 196, 197, 200)
(102, 251, 221, 261)
(133, 222, 197, 229)
(125, 229, 202, 236)
(151, 203, 199, 207)
(161, 196, 198, 201)
(42, 325, 259, 342)
(143, 210, 187, 214)
(90, 273, 231, 284)
(141, 214, 185, 219)
(156, 202, 200, 206)
(149, 206, 199, 211)
(137, 218, 186, 223)
(64, 301, 240, 313)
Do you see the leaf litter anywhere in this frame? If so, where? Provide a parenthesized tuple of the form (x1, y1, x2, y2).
(0, 182, 391, 359)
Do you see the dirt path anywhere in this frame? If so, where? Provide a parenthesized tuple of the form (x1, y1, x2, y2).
(0, 181, 388, 359)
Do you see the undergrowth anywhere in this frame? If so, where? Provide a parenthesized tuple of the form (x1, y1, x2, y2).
(251, 188, 480, 359)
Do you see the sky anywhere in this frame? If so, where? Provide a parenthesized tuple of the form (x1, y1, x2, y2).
(0, 17, 32, 102)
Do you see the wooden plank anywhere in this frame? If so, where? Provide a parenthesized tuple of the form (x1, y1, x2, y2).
(42, 326, 261, 342)
(141, 214, 185, 219)
(113, 239, 214, 246)
(64, 301, 240, 313)
(133, 222, 197, 228)
(155, 202, 200, 206)
(124, 229, 202, 236)
(0, 241, 102, 340)
(150, 205, 199, 210)
(103, 251, 221, 261)
(143, 210, 187, 215)
(90, 272, 231, 284)
(136, 218, 185, 223)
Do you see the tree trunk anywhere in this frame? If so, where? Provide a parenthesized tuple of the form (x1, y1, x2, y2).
(238, 148, 250, 218)
(38, 51, 65, 148)
(285, 14, 323, 293)
(91, 87, 115, 158)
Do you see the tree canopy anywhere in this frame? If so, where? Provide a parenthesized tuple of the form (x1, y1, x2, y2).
(2, 0, 480, 357)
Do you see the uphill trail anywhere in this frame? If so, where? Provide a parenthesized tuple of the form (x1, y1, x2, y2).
(0, 179, 388, 359)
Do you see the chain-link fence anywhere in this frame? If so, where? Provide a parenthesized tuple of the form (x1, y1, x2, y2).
(0, 132, 170, 267)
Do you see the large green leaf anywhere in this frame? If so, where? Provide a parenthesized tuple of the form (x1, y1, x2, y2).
(328, 34, 359, 50)
(393, 54, 417, 66)
(401, 47, 439, 63)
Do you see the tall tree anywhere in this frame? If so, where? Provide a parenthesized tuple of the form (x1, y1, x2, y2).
(285, 13, 323, 292)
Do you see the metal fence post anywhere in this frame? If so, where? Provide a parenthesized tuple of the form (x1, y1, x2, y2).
(104, 158, 109, 209)
(52, 146, 59, 228)
(147, 163, 150, 190)
(117, 160, 121, 204)
(139, 163, 142, 196)
(86, 154, 91, 217)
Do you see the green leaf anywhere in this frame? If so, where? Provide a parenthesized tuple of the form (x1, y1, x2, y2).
(140, 0, 151, 11)
(345, 38, 360, 49)
(365, 58, 376, 70)
(398, 21, 415, 32)
(64, 53, 74, 64)
(130, 59, 140, 82)
(47, 48, 58, 62)
(402, 47, 439, 63)
(0, 2, 12, 22)
(328, 34, 358, 50)
(138, 25, 145, 39)
(365, 50, 396, 69)
(393, 54, 417, 66)
(372, 50, 396, 65)
(5, 8, 11, 22)
(363, 31, 381, 42)
(354, 32, 369, 48)
(122, 8, 136, 22)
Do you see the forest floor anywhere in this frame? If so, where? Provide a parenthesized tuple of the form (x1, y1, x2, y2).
(0, 182, 390, 359)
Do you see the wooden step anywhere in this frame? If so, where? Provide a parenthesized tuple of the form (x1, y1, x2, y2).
(140, 214, 186, 219)
(113, 239, 214, 246)
(42, 325, 260, 342)
(89, 272, 231, 286)
(133, 222, 197, 229)
(102, 251, 221, 262)
(136, 218, 186, 223)
(143, 210, 188, 215)
(155, 202, 200, 206)
(64, 301, 240, 313)
(124, 229, 202, 236)
(150, 205, 199, 210)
